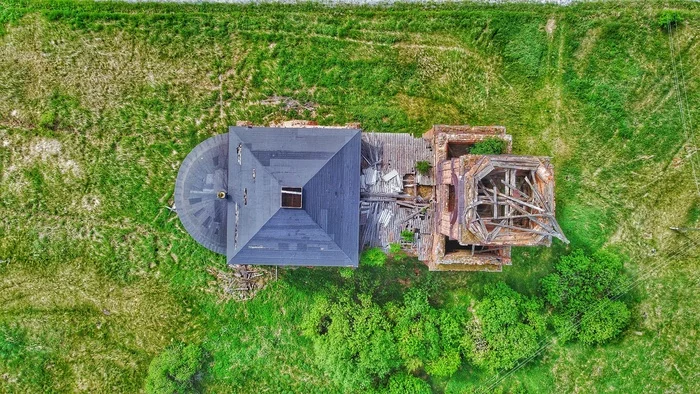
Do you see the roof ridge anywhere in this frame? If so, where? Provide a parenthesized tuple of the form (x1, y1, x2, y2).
(300, 128, 360, 186)
(301, 131, 360, 257)
(298, 210, 353, 263)
(300, 128, 359, 190)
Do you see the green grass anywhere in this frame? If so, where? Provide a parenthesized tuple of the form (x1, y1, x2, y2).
(0, 0, 698, 392)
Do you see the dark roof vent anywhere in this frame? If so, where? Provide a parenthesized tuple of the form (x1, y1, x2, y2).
(281, 187, 302, 208)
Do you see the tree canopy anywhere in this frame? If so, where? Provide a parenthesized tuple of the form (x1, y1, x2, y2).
(541, 249, 631, 344)
(389, 289, 462, 377)
(462, 282, 546, 372)
(302, 295, 401, 391)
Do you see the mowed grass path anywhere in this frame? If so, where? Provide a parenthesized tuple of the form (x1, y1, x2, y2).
(0, 1, 698, 392)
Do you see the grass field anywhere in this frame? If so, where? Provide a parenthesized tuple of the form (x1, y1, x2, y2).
(0, 0, 699, 392)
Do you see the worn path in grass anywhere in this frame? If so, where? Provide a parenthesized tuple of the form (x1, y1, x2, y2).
(0, 1, 698, 392)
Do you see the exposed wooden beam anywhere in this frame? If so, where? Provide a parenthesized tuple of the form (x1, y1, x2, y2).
(497, 191, 545, 212)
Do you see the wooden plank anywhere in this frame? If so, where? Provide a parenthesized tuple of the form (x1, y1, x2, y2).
(544, 213, 570, 244)
(524, 175, 550, 211)
(489, 222, 552, 236)
(487, 222, 503, 242)
(493, 186, 498, 218)
(501, 179, 530, 200)
(497, 191, 545, 212)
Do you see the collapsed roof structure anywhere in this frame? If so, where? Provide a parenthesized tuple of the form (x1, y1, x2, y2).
(428, 125, 568, 271)
(174, 123, 567, 271)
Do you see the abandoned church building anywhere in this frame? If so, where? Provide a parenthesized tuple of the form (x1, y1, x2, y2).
(174, 124, 568, 272)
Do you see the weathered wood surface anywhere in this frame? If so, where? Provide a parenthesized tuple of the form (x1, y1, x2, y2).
(359, 132, 435, 256)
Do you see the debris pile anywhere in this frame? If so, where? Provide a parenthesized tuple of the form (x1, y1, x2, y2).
(207, 265, 270, 302)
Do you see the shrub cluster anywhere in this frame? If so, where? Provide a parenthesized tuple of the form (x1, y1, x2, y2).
(658, 10, 683, 29)
(462, 282, 546, 372)
(470, 138, 507, 155)
(541, 249, 631, 344)
(303, 249, 632, 390)
(303, 289, 463, 391)
(360, 247, 388, 267)
(415, 161, 432, 175)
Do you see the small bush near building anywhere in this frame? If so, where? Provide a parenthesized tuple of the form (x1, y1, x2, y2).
(400, 230, 415, 243)
(360, 247, 387, 267)
(388, 243, 408, 262)
(339, 267, 355, 279)
(416, 161, 432, 175)
(469, 138, 507, 155)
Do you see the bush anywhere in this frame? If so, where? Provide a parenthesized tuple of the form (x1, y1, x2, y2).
(360, 247, 387, 267)
(400, 230, 415, 243)
(339, 267, 355, 279)
(658, 10, 683, 29)
(388, 243, 402, 255)
(469, 138, 506, 155)
(578, 299, 631, 345)
(302, 295, 401, 391)
(303, 287, 463, 389)
(391, 289, 463, 377)
(145, 343, 205, 394)
(415, 161, 432, 175)
(462, 282, 545, 371)
(541, 249, 631, 344)
(388, 243, 407, 262)
(387, 372, 432, 394)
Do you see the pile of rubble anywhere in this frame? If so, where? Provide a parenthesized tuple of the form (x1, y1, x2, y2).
(207, 264, 270, 302)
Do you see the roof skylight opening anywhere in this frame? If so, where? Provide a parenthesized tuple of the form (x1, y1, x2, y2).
(281, 187, 303, 208)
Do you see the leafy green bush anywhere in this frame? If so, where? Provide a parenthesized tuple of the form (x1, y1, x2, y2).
(387, 372, 432, 394)
(145, 343, 205, 394)
(577, 299, 631, 345)
(416, 161, 432, 175)
(389, 243, 402, 255)
(462, 282, 546, 371)
(339, 267, 355, 279)
(469, 138, 507, 155)
(388, 243, 407, 262)
(360, 247, 387, 267)
(541, 249, 631, 344)
(658, 10, 683, 29)
(302, 295, 401, 391)
(390, 289, 462, 377)
(400, 229, 415, 243)
(303, 287, 463, 390)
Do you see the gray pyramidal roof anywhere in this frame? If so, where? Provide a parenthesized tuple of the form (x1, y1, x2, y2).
(175, 127, 361, 267)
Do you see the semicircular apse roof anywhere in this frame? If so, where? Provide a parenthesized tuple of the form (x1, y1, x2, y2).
(174, 133, 229, 254)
